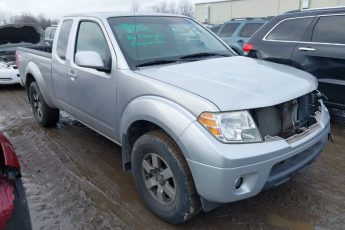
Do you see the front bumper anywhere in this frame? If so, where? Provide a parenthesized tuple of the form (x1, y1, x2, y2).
(0, 69, 21, 85)
(178, 103, 330, 204)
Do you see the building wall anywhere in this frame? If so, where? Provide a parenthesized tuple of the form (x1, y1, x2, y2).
(278, 0, 300, 14)
(196, 0, 345, 24)
(195, 1, 232, 24)
(231, 0, 279, 18)
(310, 0, 338, 8)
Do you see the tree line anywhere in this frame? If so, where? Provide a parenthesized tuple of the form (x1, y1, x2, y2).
(133, 0, 194, 17)
(0, 0, 194, 28)
(0, 11, 58, 28)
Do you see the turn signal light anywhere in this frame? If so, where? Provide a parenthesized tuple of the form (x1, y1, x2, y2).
(197, 113, 222, 137)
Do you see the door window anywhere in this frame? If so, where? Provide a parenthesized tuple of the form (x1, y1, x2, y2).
(75, 21, 111, 68)
(219, 23, 240, 37)
(312, 15, 345, 44)
(239, 23, 264, 38)
(266, 17, 313, 41)
(56, 20, 73, 60)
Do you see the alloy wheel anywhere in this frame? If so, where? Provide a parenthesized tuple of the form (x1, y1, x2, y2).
(141, 153, 176, 205)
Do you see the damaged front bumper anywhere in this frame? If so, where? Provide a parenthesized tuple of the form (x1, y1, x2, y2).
(178, 102, 330, 211)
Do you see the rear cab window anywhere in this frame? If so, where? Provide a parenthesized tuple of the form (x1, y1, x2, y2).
(312, 15, 345, 44)
(56, 20, 73, 60)
(239, 23, 264, 38)
(219, 23, 241, 37)
(265, 17, 314, 41)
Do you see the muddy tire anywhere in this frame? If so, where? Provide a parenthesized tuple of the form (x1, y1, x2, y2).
(28, 82, 59, 127)
(131, 130, 201, 224)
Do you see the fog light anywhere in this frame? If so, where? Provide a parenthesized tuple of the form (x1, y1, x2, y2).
(234, 177, 243, 190)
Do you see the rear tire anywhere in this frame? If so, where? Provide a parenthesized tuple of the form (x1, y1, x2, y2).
(131, 130, 201, 224)
(28, 82, 59, 127)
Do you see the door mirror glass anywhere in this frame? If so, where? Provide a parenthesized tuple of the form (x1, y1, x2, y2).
(75, 51, 110, 72)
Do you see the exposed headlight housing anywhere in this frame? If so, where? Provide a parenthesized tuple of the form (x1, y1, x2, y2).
(198, 111, 262, 143)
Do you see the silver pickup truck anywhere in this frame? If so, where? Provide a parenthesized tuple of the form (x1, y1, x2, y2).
(17, 12, 331, 224)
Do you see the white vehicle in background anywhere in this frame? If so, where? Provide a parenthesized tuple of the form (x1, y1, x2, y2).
(0, 24, 47, 85)
(0, 61, 20, 85)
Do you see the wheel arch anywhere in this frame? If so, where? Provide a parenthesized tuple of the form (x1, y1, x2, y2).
(119, 96, 196, 171)
(24, 62, 57, 108)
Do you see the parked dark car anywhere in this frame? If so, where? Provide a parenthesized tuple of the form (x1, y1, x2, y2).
(244, 7, 345, 111)
(217, 18, 268, 55)
(0, 133, 31, 230)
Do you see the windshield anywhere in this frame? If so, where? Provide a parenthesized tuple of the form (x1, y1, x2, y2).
(107, 16, 233, 69)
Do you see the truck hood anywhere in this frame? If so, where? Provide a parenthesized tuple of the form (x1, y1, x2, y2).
(0, 24, 43, 47)
(0, 24, 44, 62)
(137, 56, 318, 111)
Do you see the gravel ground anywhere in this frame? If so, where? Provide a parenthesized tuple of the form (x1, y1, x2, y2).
(1, 85, 344, 230)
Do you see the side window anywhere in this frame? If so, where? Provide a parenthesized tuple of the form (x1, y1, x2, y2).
(239, 23, 264, 38)
(266, 17, 314, 41)
(219, 23, 240, 37)
(312, 15, 345, 44)
(75, 21, 111, 68)
(56, 20, 73, 60)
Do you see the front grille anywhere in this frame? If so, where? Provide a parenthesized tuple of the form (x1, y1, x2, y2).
(251, 92, 321, 140)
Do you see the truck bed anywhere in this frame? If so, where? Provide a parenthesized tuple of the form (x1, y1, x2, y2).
(17, 45, 54, 101)
(17, 46, 52, 59)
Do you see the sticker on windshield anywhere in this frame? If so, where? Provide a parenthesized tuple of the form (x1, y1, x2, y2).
(119, 23, 166, 48)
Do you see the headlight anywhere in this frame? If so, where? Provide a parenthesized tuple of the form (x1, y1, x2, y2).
(198, 111, 262, 143)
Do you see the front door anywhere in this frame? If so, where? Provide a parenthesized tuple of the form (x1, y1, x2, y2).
(68, 20, 117, 139)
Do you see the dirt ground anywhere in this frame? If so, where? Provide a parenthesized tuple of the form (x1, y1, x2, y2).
(1, 85, 344, 230)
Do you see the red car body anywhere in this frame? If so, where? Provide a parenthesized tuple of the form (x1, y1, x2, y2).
(0, 132, 31, 230)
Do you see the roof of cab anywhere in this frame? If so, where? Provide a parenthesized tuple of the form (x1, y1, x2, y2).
(64, 11, 188, 19)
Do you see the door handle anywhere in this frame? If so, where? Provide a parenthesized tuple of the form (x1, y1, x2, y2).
(68, 71, 77, 81)
(299, 47, 316, 51)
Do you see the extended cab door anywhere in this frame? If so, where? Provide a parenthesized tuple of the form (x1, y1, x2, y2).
(291, 14, 345, 109)
(67, 19, 117, 139)
(51, 19, 74, 109)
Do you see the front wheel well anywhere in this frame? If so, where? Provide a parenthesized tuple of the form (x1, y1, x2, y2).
(122, 120, 164, 170)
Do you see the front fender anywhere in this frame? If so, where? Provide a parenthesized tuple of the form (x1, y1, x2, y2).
(119, 96, 197, 145)
(24, 62, 56, 108)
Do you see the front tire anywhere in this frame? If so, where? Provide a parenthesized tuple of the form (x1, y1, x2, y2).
(28, 82, 59, 127)
(131, 130, 201, 224)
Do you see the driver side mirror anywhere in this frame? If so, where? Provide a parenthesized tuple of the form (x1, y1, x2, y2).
(75, 51, 111, 73)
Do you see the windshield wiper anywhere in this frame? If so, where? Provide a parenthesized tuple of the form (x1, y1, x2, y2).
(180, 52, 230, 60)
(136, 59, 178, 67)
